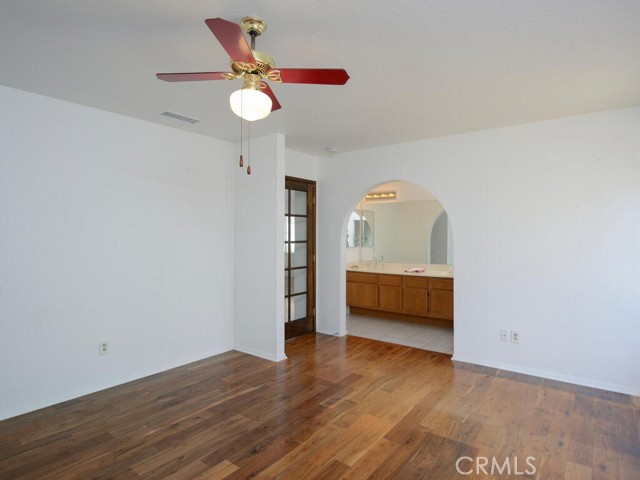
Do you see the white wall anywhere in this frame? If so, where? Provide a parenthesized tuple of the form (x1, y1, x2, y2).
(233, 134, 286, 361)
(0, 86, 235, 420)
(317, 106, 640, 395)
(285, 148, 318, 181)
(447, 218, 454, 264)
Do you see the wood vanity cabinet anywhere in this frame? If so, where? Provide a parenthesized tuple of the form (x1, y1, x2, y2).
(347, 271, 453, 321)
(346, 272, 379, 309)
(402, 277, 429, 316)
(379, 275, 403, 312)
(428, 278, 454, 319)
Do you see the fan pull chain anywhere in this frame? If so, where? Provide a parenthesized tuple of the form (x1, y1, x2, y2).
(247, 120, 252, 175)
(239, 91, 244, 167)
(239, 118, 244, 167)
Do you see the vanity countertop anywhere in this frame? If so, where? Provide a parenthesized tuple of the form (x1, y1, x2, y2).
(347, 263, 453, 279)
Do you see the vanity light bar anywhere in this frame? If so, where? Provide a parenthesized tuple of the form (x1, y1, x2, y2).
(365, 191, 397, 201)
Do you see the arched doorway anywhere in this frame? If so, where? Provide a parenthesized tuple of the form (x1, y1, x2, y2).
(342, 181, 454, 354)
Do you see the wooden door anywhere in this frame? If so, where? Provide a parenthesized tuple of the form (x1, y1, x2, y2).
(284, 177, 316, 340)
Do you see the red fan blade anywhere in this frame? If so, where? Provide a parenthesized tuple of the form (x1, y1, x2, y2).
(205, 18, 255, 64)
(156, 72, 233, 82)
(261, 82, 282, 111)
(277, 68, 350, 85)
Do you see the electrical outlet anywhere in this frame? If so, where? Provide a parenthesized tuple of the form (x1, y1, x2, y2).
(510, 331, 520, 344)
(500, 329, 509, 342)
(98, 340, 111, 356)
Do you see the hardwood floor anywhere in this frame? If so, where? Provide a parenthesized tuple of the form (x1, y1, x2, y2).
(0, 334, 638, 479)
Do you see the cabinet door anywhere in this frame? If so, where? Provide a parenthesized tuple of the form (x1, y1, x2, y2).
(403, 288, 429, 316)
(429, 289, 454, 319)
(346, 281, 356, 305)
(346, 282, 379, 308)
(379, 285, 402, 312)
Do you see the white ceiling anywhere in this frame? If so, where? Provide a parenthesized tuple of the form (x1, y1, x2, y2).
(1, 0, 639, 156)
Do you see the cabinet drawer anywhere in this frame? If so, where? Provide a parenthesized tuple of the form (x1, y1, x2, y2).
(403, 276, 429, 289)
(379, 274, 402, 286)
(429, 278, 453, 291)
(346, 272, 379, 284)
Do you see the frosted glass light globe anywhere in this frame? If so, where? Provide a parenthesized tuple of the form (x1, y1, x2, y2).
(229, 88, 272, 121)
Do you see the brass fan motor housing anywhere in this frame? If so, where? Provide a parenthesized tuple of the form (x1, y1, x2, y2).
(226, 17, 282, 82)
(240, 17, 268, 37)
(231, 51, 274, 75)
(229, 51, 282, 83)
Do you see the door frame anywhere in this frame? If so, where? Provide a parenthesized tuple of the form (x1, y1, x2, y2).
(284, 176, 316, 339)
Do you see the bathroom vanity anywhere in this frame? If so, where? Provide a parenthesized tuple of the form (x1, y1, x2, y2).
(346, 265, 453, 322)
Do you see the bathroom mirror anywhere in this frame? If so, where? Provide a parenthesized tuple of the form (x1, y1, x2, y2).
(346, 181, 453, 264)
(346, 209, 375, 248)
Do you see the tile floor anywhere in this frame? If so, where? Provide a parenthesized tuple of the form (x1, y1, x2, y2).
(346, 313, 454, 354)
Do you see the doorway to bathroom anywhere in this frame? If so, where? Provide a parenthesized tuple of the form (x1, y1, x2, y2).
(345, 181, 454, 354)
(284, 177, 316, 340)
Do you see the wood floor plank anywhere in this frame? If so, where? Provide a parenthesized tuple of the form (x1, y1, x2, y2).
(254, 423, 344, 479)
(194, 459, 239, 480)
(0, 333, 638, 479)
(565, 460, 593, 480)
(368, 425, 432, 479)
(310, 458, 350, 479)
(340, 437, 398, 479)
(130, 415, 249, 476)
(314, 413, 392, 467)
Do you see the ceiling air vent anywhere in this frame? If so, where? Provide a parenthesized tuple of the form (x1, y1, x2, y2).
(160, 111, 200, 124)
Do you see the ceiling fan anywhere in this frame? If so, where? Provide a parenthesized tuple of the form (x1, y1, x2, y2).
(156, 17, 350, 121)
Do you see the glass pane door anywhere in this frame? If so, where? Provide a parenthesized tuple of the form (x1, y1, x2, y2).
(285, 177, 316, 340)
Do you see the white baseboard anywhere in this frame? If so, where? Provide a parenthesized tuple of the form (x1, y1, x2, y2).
(316, 327, 346, 337)
(452, 354, 640, 397)
(234, 344, 287, 362)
